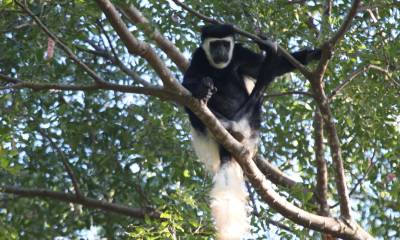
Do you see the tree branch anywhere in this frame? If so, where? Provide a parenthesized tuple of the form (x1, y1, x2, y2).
(254, 156, 299, 189)
(120, 4, 189, 72)
(1, 186, 160, 219)
(0, 73, 177, 102)
(328, 0, 361, 47)
(331, 150, 376, 209)
(314, 0, 361, 77)
(95, 0, 182, 91)
(38, 129, 83, 198)
(246, 181, 296, 235)
(265, 91, 314, 99)
(314, 108, 334, 240)
(15, 1, 108, 85)
(95, 23, 151, 87)
(307, 0, 361, 221)
(314, 108, 330, 218)
(183, 96, 373, 239)
(328, 64, 399, 101)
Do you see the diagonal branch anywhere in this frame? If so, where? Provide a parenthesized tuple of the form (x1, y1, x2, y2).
(329, 64, 400, 101)
(120, 4, 189, 72)
(38, 129, 83, 198)
(315, 0, 361, 77)
(255, 156, 298, 189)
(1, 186, 160, 219)
(331, 150, 376, 209)
(183, 96, 373, 240)
(328, 0, 361, 47)
(246, 182, 295, 235)
(95, 23, 151, 87)
(95, 0, 182, 91)
(15, 1, 108, 85)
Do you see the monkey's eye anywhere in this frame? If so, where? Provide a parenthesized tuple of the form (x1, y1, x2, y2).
(210, 40, 231, 50)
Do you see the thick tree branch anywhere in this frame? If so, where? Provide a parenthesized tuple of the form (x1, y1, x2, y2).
(314, 109, 334, 240)
(308, 0, 361, 221)
(1, 186, 160, 219)
(255, 156, 298, 189)
(120, 5, 189, 72)
(15, 1, 108, 85)
(314, 109, 330, 218)
(0, 73, 176, 102)
(95, 0, 182, 91)
(171, 0, 313, 79)
(246, 182, 296, 235)
(183, 97, 373, 239)
(309, 79, 353, 220)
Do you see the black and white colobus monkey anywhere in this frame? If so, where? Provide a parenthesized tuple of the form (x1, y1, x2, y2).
(183, 24, 320, 239)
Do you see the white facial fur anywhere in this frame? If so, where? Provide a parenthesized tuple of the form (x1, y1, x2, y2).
(201, 36, 234, 69)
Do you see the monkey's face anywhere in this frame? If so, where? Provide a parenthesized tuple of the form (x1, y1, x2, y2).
(202, 36, 234, 69)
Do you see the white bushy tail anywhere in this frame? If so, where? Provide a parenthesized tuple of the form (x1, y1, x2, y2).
(210, 161, 249, 240)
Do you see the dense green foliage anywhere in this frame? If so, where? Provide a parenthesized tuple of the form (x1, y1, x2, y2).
(0, 0, 399, 239)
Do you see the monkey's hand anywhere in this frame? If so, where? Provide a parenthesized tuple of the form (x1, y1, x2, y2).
(193, 77, 217, 102)
(256, 35, 278, 54)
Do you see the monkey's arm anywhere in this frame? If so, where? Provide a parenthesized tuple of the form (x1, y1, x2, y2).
(182, 49, 216, 100)
(234, 44, 265, 78)
(272, 48, 321, 76)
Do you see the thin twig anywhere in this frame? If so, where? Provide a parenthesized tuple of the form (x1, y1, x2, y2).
(330, 150, 377, 208)
(96, 22, 151, 87)
(38, 129, 83, 198)
(246, 182, 296, 234)
(265, 91, 314, 99)
(15, 1, 108, 85)
(328, 64, 399, 101)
